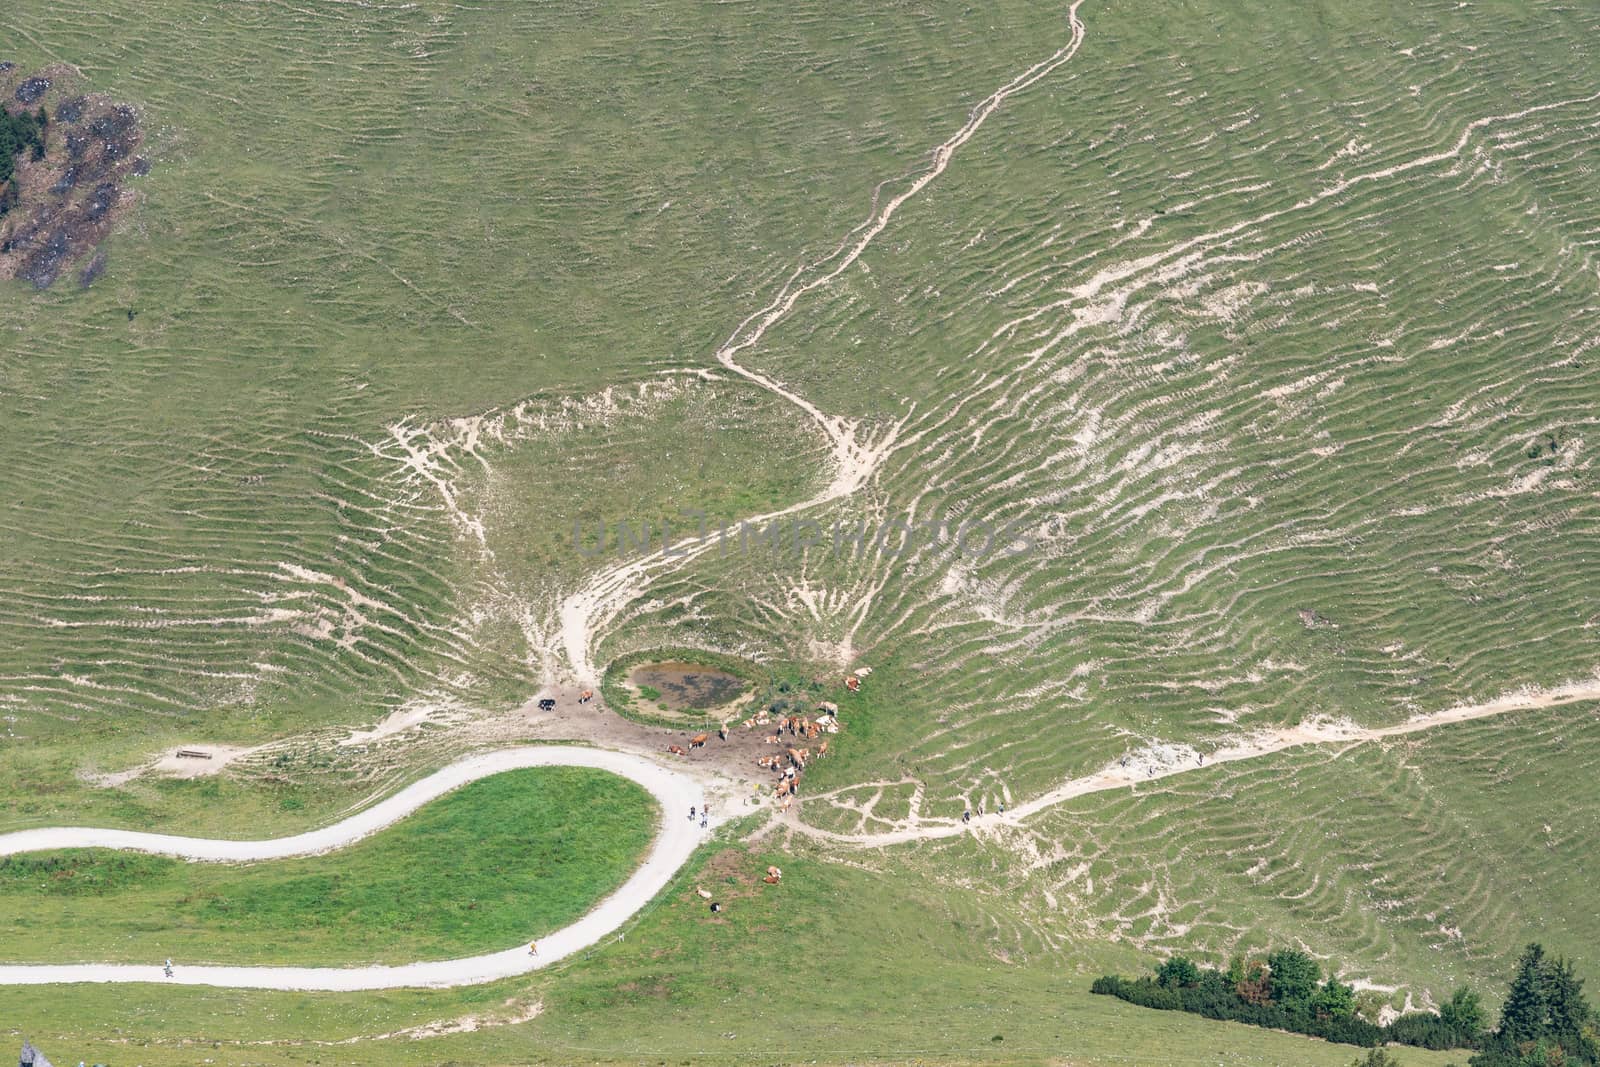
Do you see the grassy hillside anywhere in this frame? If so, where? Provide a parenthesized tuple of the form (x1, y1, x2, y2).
(2, 0, 1598, 1062)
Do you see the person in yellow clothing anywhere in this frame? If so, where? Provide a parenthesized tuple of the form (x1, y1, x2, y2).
(528, 941, 538, 957)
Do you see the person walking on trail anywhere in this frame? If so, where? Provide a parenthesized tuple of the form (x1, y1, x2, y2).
(164, 958, 173, 978)
(529, 940, 538, 957)
(689, 805, 696, 822)
(962, 809, 971, 824)
(700, 815, 708, 830)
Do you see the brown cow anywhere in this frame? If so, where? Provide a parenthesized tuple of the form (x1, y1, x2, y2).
(817, 739, 830, 758)
(763, 733, 782, 745)
(845, 676, 861, 692)
(805, 721, 821, 739)
(578, 689, 595, 704)
(786, 747, 806, 770)
(667, 744, 687, 756)
(689, 733, 709, 749)
(763, 874, 781, 885)
(775, 779, 792, 798)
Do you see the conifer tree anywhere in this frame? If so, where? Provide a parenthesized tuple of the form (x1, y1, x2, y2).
(1544, 955, 1597, 1061)
(1498, 943, 1549, 1045)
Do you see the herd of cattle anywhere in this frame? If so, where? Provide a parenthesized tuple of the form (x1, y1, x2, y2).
(744, 681, 859, 806)
(664, 706, 840, 808)
(749, 705, 841, 808)
(664, 672, 867, 810)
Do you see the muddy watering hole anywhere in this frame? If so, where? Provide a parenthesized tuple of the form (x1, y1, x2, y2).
(627, 662, 748, 711)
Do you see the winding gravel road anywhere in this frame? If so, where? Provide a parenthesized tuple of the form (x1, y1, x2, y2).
(0, 746, 710, 990)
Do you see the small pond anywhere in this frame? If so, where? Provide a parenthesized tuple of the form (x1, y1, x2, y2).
(627, 662, 748, 711)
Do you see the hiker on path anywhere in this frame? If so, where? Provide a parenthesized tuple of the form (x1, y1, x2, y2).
(529, 941, 538, 956)
(689, 805, 696, 822)
(962, 809, 971, 824)
(164, 958, 173, 978)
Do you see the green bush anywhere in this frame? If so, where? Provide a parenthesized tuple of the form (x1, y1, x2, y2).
(1313, 977, 1357, 1021)
(1157, 955, 1200, 989)
(1267, 947, 1322, 1009)
(1349, 1050, 1403, 1067)
(1092, 948, 1483, 1054)
(1, 106, 47, 188)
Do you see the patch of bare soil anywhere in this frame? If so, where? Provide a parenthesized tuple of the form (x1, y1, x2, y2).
(0, 62, 147, 288)
(692, 847, 762, 919)
(512, 683, 845, 808)
(83, 743, 260, 787)
(150, 744, 257, 778)
(96, 996, 544, 1050)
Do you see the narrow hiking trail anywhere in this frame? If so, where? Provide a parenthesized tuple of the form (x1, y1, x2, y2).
(0, 747, 713, 990)
(556, 2, 1091, 685)
(781, 676, 1600, 846)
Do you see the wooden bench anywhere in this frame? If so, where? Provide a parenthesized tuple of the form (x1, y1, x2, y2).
(175, 749, 212, 760)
